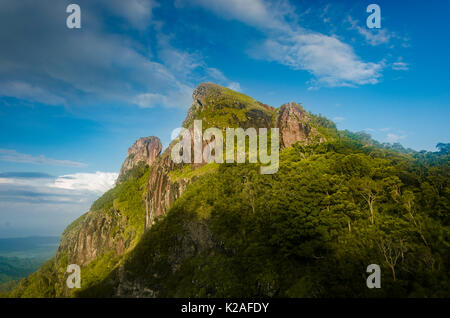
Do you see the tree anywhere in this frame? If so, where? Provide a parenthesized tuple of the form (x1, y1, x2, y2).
(377, 237, 407, 281)
(354, 177, 382, 224)
(436, 143, 450, 154)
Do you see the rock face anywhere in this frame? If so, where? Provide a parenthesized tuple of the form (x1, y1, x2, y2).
(12, 82, 330, 298)
(55, 137, 163, 272)
(117, 137, 162, 184)
(144, 150, 189, 227)
(277, 102, 322, 148)
(57, 210, 128, 267)
(143, 85, 325, 230)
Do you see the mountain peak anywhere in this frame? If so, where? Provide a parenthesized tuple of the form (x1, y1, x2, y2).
(184, 82, 275, 129)
(192, 82, 223, 104)
(117, 136, 162, 184)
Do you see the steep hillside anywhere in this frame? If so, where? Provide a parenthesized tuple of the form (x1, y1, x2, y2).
(78, 141, 449, 297)
(9, 83, 450, 298)
(10, 147, 156, 297)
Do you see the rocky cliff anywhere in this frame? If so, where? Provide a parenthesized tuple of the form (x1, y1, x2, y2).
(11, 82, 328, 297)
(11, 83, 448, 299)
(277, 102, 323, 148)
(143, 83, 324, 228)
(117, 136, 162, 184)
(59, 82, 325, 270)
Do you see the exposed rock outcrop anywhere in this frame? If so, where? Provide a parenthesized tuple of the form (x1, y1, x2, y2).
(117, 136, 162, 184)
(144, 85, 326, 230)
(57, 210, 128, 267)
(144, 150, 189, 227)
(277, 102, 323, 148)
(11, 82, 330, 298)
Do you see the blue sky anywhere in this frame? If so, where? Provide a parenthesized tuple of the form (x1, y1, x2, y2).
(0, 0, 449, 237)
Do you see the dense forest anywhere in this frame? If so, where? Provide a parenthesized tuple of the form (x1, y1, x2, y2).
(77, 136, 449, 297)
(7, 84, 449, 298)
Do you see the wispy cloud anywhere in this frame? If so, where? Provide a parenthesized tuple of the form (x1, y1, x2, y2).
(347, 16, 393, 46)
(0, 170, 118, 236)
(104, 0, 159, 30)
(0, 172, 54, 179)
(363, 128, 408, 144)
(0, 81, 65, 106)
(386, 133, 407, 143)
(227, 82, 242, 91)
(392, 62, 409, 71)
(50, 172, 118, 193)
(182, 0, 383, 88)
(333, 116, 345, 122)
(0, 149, 86, 167)
(255, 33, 383, 88)
(0, 171, 117, 203)
(0, 0, 236, 109)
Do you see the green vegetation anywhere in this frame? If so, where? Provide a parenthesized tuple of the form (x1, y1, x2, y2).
(8, 163, 152, 298)
(80, 136, 449, 297)
(0, 236, 60, 296)
(0, 257, 49, 290)
(7, 84, 450, 298)
(169, 163, 219, 182)
(185, 84, 276, 129)
(8, 258, 59, 297)
(0, 280, 20, 295)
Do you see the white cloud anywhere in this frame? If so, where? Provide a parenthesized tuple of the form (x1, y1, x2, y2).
(347, 16, 393, 46)
(0, 170, 118, 236)
(104, 0, 158, 30)
(358, 28, 392, 46)
(333, 116, 345, 122)
(185, 0, 383, 88)
(0, 81, 65, 105)
(386, 133, 406, 143)
(228, 82, 242, 91)
(392, 62, 409, 71)
(0, 1, 233, 109)
(133, 83, 193, 108)
(256, 33, 382, 87)
(361, 128, 408, 144)
(176, 0, 279, 30)
(206, 67, 228, 83)
(50, 172, 118, 193)
(0, 149, 86, 167)
(0, 171, 117, 205)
